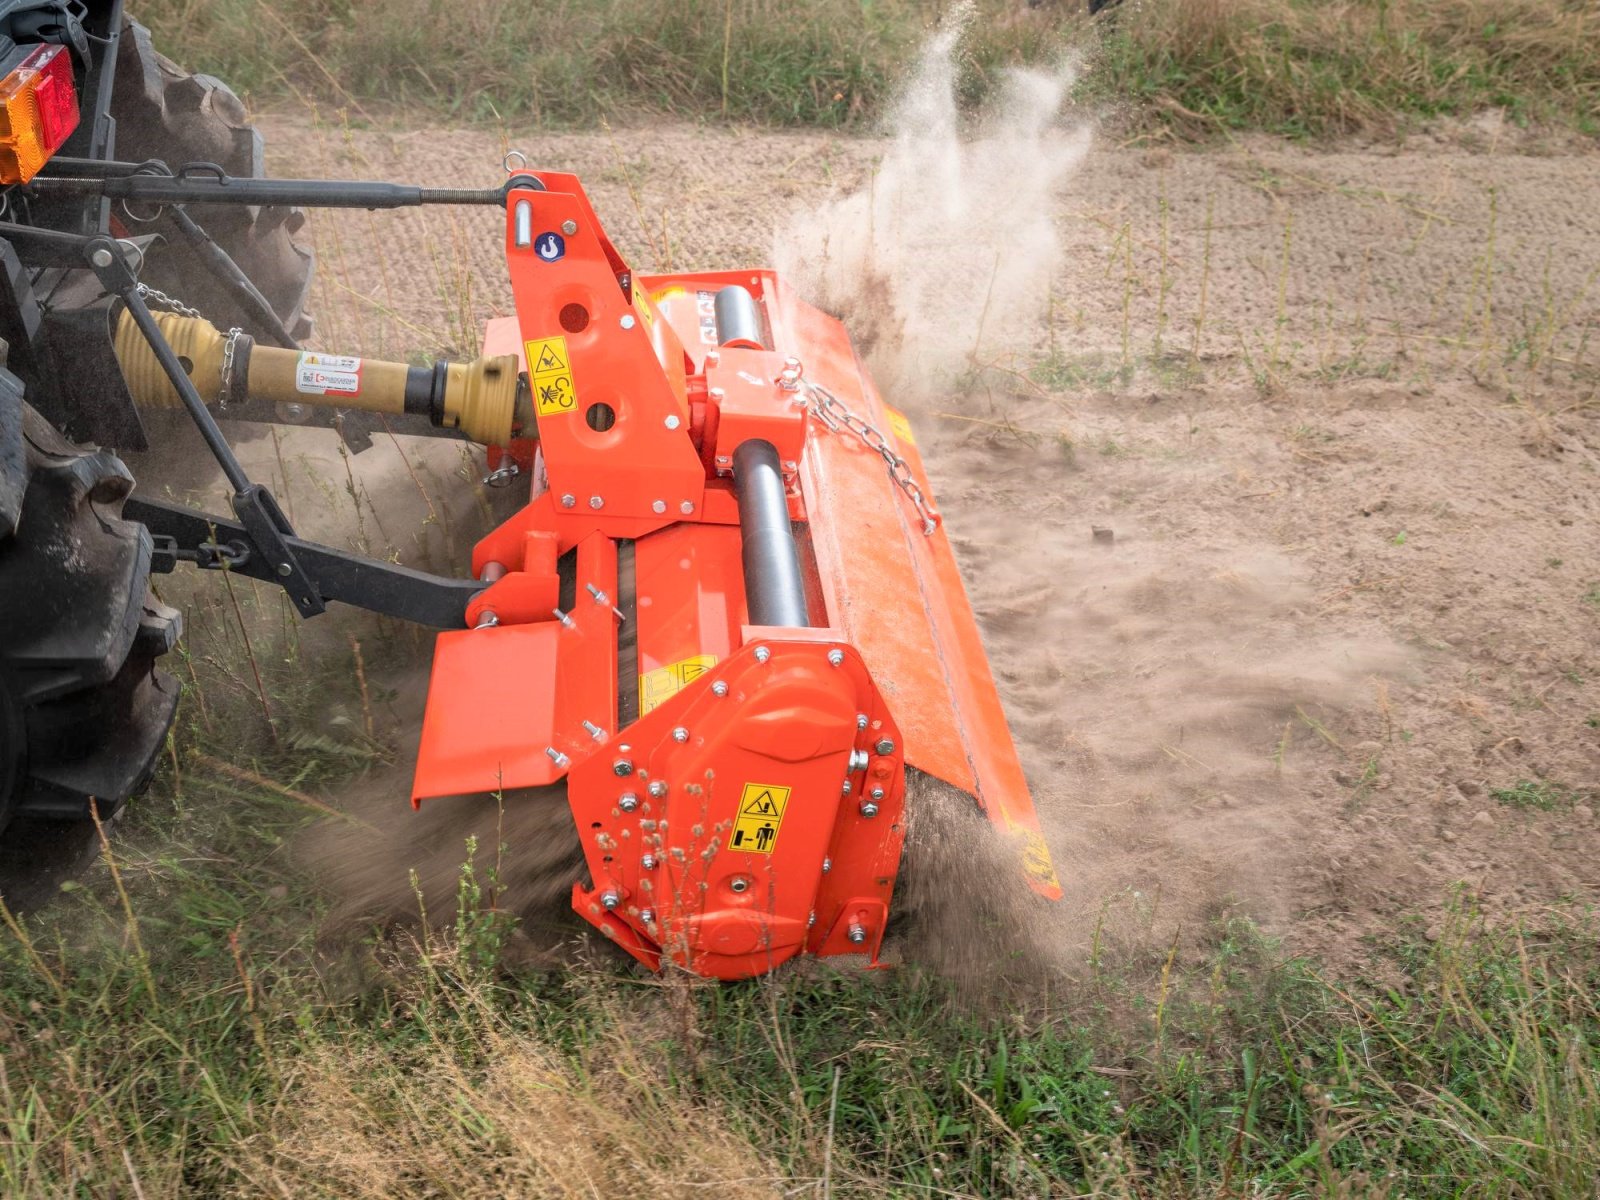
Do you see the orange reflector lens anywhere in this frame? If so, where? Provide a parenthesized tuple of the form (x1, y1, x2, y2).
(0, 45, 78, 185)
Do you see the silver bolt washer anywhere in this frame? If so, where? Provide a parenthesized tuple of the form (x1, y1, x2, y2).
(664, 414, 681, 430)
(671, 726, 689, 744)
(875, 738, 895, 756)
(589, 496, 604, 510)
(753, 646, 770, 664)
(620, 314, 636, 330)
(712, 681, 729, 697)
(560, 493, 576, 508)
(729, 877, 750, 894)
(652, 499, 667, 514)
(648, 780, 669, 798)
(619, 793, 638, 812)
(561, 218, 578, 235)
(847, 924, 867, 945)
(827, 649, 844, 666)
(871, 787, 885, 801)
(679, 500, 694, 515)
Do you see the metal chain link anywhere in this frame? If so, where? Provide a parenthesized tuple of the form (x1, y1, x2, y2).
(134, 284, 244, 409)
(804, 380, 940, 535)
(134, 283, 201, 318)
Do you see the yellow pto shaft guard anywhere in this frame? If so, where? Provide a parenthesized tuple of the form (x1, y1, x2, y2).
(112, 308, 529, 447)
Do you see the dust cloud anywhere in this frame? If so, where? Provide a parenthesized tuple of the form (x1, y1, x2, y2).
(775, 4, 1089, 396)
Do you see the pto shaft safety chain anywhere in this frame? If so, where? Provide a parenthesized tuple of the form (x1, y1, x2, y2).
(135, 283, 245, 408)
(803, 380, 940, 536)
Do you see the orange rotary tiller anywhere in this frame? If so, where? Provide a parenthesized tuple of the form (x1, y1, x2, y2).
(411, 169, 1060, 980)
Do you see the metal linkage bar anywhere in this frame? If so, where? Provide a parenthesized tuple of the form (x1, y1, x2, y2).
(129, 497, 484, 628)
(29, 160, 545, 210)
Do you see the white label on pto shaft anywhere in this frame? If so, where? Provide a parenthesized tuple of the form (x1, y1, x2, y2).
(295, 352, 363, 397)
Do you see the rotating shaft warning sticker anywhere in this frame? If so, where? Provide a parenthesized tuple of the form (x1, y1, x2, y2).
(728, 783, 790, 855)
(296, 352, 362, 397)
(638, 654, 718, 715)
(525, 335, 577, 417)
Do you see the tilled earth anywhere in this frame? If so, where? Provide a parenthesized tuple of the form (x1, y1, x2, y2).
(234, 110, 1598, 978)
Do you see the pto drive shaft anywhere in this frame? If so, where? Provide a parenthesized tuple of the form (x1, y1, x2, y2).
(113, 309, 531, 447)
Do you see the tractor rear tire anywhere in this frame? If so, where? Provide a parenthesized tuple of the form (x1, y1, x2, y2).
(0, 402, 180, 907)
(110, 17, 315, 343)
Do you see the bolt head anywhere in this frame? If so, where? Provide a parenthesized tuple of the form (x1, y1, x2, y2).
(613, 759, 634, 777)
(589, 495, 604, 510)
(821, 857, 832, 873)
(871, 786, 885, 801)
(875, 738, 895, 756)
(561, 218, 578, 235)
(641, 854, 658, 871)
(856, 714, 869, 731)
(600, 890, 621, 910)
(807, 910, 817, 928)
(671, 726, 689, 744)
(561, 493, 576, 508)
(648, 780, 668, 798)
(664, 414, 681, 430)
(847, 923, 867, 945)
(90, 247, 114, 268)
(620, 314, 636, 330)
(841, 780, 852, 796)
(729, 876, 750, 894)
(276, 562, 293, 578)
(711, 680, 729, 697)
(859, 801, 880, 818)
(716, 455, 731, 465)
(651, 499, 667, 514)
(639, 908, 655, 924)
(618, 792, 638, 812)
(753, 646, 770, 664)
(827, 649, 844, 666)
(679, 500, 694, 515)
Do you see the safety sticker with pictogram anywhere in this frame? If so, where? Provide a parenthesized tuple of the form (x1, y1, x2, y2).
(525, 335, 577, 417)
(884, 405, 916, 446)
(638, 654, 718, 715)
(1020, 829, 1061, 891)
(728, 783, 791, 855)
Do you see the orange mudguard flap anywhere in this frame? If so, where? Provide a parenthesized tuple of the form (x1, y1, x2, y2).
(678, 271, 1059, 899)
(412, 532, 619, 803)
(568, 636, 905, 981)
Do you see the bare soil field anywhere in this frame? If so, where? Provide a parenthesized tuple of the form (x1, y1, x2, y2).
(243, 110, 1599, 980)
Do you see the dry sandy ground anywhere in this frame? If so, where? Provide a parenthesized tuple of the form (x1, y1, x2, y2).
(234, 111, 1598, 978)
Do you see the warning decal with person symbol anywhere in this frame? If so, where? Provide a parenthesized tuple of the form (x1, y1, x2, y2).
(728, 783, 791, 856)
(525, 335, 578, 417)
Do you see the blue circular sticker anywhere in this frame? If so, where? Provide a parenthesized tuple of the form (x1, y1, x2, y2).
(534, 231, 566, 262)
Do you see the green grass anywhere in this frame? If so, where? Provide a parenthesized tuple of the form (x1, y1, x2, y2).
(1491, 778, 1583, 811)
(130, 0, 1600, 138)
(6, 630, 1600, 1197)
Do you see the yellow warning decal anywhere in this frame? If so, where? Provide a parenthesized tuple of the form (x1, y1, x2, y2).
(630, 279, 656, 329)
(525, 335, 577, 417)
(729, 783, 790, 855)
(885, 406, 916, 446)
(638, 654, 718, 715)
(651, 285, 688, 304)
(1020, 829, 1060, 890)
